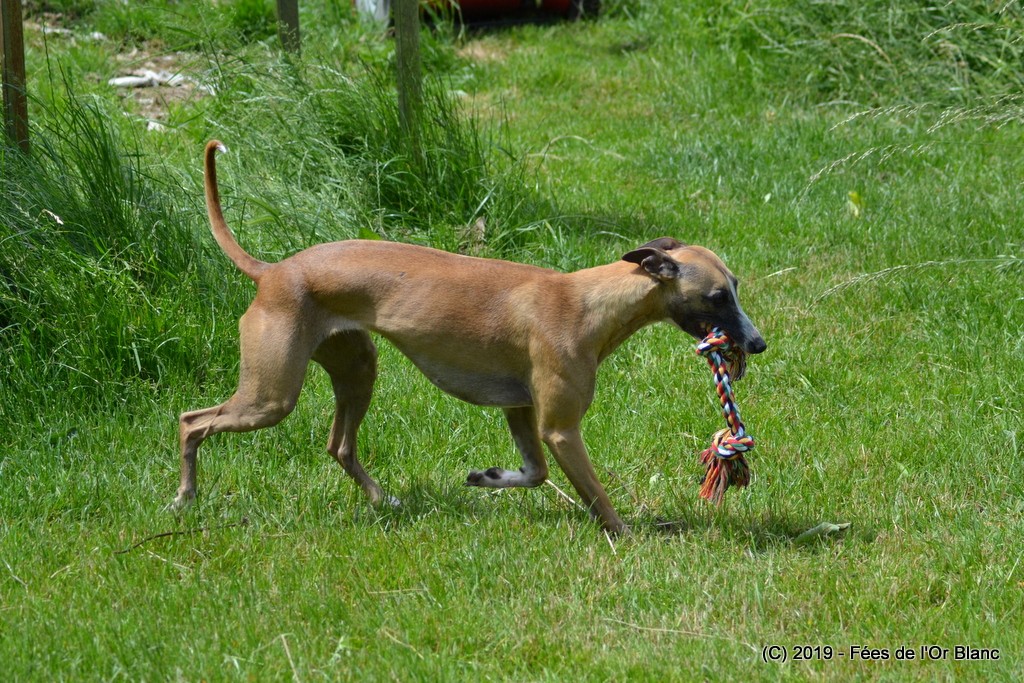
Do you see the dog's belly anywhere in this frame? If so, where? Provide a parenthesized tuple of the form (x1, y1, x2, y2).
(403, 355, 532, 407)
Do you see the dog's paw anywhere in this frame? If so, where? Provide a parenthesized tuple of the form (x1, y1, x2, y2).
(368, 489, 401, 508)
(465, 467, 503, 487)
(164, 494, 194, 514)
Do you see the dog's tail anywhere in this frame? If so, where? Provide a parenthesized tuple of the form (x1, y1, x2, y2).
(204, 140, 269, 282)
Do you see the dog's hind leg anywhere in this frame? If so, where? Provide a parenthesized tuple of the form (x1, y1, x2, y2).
(465, 406, 549, 488)
(312, 330, 392, 505)
(172, 307, 313, 510)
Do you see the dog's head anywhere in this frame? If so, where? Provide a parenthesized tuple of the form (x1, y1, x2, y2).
(623, 237, 767, 356)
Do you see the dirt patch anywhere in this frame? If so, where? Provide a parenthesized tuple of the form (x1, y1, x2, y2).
(108, 49, 211, 127)
(457, 38, 512, 63)
(24, 17, 211, 128)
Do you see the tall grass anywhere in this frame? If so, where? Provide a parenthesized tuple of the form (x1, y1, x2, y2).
(194, 54, 554, 255)
(1, 21, 552, 416)
(704, 0, 1024, 105)
(0, 85, 230, 416)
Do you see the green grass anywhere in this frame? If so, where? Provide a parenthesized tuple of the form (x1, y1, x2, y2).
(2, 1, 1023, 680)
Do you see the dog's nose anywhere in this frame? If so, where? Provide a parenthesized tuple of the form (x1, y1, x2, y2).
(748, 337, 767, 354)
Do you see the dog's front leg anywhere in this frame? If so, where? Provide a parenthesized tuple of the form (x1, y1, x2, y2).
(539, 424, 628, 534)
(531, 370, 628, 533)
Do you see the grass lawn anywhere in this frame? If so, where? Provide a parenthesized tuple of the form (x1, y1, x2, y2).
(1, 1, 1022, 680)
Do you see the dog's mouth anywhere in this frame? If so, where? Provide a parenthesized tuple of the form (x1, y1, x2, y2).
(696, 322, 748, 381)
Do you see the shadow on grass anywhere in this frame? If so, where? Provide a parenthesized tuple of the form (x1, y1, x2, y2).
(148, 471, 869, 554)
(642, 506, 871, 552)
(343, 475, 871, 553)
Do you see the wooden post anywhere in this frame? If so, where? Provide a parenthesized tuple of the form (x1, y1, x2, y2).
(276, 0, 300, 53)
(393, 0, 422, 157)
(0, 0, 29, 152)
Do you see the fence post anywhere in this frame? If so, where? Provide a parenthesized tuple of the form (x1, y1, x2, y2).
(1, 0, 29, 152)
(276, 0, 300, 53)
(393, 0, 422, 156)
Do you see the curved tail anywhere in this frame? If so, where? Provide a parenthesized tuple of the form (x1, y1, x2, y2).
(204, 140, 268, 282)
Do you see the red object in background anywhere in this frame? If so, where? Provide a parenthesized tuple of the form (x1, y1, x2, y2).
(458, 0, 572, 15)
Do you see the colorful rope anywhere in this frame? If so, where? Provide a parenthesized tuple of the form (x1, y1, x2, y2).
(695, 328, 755, 504)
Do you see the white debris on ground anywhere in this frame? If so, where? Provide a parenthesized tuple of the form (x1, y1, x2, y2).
(28, 19, 212, 131)
(105, 54, 216, 132)
(41, 26, 108, 41)
(108, 70, 188, 89)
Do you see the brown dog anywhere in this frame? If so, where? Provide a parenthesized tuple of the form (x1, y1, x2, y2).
(174, 140, 767, 533)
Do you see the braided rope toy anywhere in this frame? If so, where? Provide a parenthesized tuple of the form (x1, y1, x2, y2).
(695, 328, 755, 504)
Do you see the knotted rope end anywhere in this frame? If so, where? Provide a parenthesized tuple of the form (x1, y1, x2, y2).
(698, 429, 752, 504)
(694, 328, 756, 505)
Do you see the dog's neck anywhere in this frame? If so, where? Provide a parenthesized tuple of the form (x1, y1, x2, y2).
(571, 261, 665, 364)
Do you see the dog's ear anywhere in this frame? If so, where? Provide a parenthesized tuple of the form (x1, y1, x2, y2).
(635, 237, 685, 252)
(622, 246, 682, 281)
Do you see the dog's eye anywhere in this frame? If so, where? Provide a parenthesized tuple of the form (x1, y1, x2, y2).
(705, 290, 728, 304)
